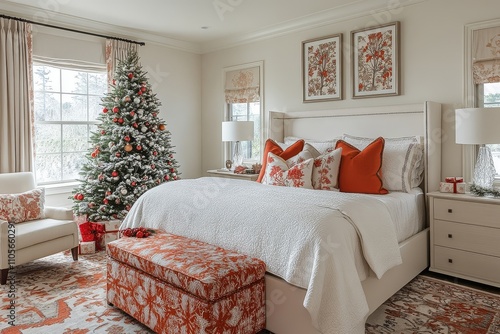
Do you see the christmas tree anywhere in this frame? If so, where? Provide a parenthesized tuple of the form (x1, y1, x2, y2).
(71, 51, 180, 222)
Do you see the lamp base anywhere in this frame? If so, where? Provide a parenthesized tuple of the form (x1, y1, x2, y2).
(473, 145, 497, 189)
(233, 141, 244, 167)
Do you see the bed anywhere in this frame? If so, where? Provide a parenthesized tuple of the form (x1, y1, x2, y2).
(121, 101, 442, 334)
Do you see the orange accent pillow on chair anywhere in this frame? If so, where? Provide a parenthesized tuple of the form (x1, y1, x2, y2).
(257, 139, 305, 183)
(335, 137, 388, 194)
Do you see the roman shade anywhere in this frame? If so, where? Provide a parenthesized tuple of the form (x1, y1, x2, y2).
(224, 66, 260, 103)
(473, 26, 500, 84)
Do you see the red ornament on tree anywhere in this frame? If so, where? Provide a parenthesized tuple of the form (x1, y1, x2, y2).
(131, 181, 136, 186)
(133, 122, 138, 128)
(141, 86, 146, 92)
(113, 118, 118, 123)
(113, 107, 120, 113)
(115, 152, 121, 157)
(118, 118, 124, 124)
(164, 175, 170, 181)
(103, 107, 109, 113)
(128, 73, 134, 79)
(137, 90, 143, 96)
(136, 145, 142, 151)
(153, 151, 158, 156)
(111, 171, 119, 177)
(124, 136, 131, 142)
(75, 193, 84, 201)
(130, 111, 135, 116)
(101, 130, 106, 135)
(103, 199, 109, 204)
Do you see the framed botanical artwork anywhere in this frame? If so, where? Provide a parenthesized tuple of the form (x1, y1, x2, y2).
(351, 21, 400, 98)
(302, 34, 342, 102)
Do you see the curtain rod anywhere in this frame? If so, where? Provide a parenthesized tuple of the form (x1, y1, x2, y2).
(0, 13, 145, 46)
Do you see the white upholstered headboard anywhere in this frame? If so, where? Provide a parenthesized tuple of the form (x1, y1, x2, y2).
(268, 101, 442, 194)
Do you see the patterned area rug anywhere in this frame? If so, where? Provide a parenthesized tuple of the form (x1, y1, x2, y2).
(1, 251, 499, 333)
(366, 275, 500, 334)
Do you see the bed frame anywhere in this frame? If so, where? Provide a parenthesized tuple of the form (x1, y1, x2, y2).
(265, 101, 442, 334)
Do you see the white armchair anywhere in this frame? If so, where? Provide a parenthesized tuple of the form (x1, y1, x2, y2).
(0, 172, 79, 285)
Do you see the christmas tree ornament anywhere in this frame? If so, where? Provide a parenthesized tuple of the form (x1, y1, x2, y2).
(115, 152, 121, 157)
(130, 111, 136, 116)
(133, 122, 138, 128)
(159, 124, 166, 131)
(103, 107, 109, 113)
(113, 118, 118, 123)
(123, 95, 131, 102)
(111, 171, 119, 177)
(101, 130, 106, 135)
(113, 107, 119, 113)
(128, 73, 134, 79)
(124, 144, 133, 152)
(103, 199, 109, 204)
(138, 90, 143, 96)
(141, 126, 148, 133)
(120, 188, 127, 195)
(124, 136, 131, 142)
(118, 118, 124, 124)
(136, 145, 142, 151)
(134, 98, 140, 104)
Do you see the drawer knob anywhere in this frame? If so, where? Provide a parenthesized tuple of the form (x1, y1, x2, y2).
(448, 259, 453, 263)
(448, 209, 453, 213)
(448, 234, 453, 238)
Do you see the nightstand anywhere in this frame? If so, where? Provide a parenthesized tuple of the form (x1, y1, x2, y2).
(428, 191, 500, 288)
(206, 169, 258, 181)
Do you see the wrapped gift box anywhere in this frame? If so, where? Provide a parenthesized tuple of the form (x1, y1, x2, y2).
(104, 219, 121, 246)
(78, 221, 105, 251)
(439, 182, 454, 193)
(79, 241, 96, 254)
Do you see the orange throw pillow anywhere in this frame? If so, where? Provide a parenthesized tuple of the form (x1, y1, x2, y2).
(335, 137, 388, 194)
(257, 139, 305, 183)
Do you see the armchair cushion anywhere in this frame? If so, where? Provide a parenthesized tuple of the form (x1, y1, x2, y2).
(0, 188, 45, 223)
(15, 218, 77, 250)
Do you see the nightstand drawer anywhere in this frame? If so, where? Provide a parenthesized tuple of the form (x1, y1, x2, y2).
(434, 220, 500, 257)
(434, 246, 500, 284)
(434, 198, 500, 228)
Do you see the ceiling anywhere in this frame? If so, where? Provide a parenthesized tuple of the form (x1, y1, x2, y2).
(1, 0, 424, 53)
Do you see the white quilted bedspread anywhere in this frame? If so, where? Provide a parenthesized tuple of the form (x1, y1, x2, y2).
(121, 177, 402, 334)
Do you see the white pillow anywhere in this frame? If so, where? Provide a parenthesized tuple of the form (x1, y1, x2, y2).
(284, 136, 340, 155)
(263, 152, 314, 188)
(342, 134, 424, 192)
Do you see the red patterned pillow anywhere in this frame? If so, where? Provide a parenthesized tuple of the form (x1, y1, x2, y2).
(257, 139, 305, 183)
(263, 152, 314, 188)
(312, 148, 342, 190)
(0, 188, 45, 223)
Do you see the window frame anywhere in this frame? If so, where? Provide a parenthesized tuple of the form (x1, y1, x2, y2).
(464, 19, 500, 187)
(222, 61, 264, 167)
(33, 63, 106, 185)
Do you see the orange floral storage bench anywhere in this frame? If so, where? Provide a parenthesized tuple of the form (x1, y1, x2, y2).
(106, 232, 266, 334)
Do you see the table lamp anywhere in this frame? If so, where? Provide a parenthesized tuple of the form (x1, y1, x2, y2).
(222, 121, 254, 167)
(455, 107, 500, 189)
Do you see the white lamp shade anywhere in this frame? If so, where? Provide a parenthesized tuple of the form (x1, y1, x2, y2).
(222, 121, 254, 142)
(455, 107, 500, 144)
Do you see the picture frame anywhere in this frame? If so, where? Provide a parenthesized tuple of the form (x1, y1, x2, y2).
(351, 21, 400, 98)
(302, 34, 343, 102)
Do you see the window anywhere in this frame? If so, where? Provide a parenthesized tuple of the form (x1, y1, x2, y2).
(223, 62, 264, 165)
(479, 82, 500, 178)
(33, 64, 107, 184)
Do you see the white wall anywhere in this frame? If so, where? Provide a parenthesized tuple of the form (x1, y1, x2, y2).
(201, 0, 500, 180)
(31, 29, 202, 206)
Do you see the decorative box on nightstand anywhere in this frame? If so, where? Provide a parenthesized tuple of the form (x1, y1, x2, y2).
(427, 191, 500, 287)
(206, 169, 258, 181)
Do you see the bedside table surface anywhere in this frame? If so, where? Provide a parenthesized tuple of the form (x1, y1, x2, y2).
(206, 169, 258, 181)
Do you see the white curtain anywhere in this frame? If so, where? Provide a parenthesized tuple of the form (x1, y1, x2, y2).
(225, 66, 260, 103)
(105, 39, 138, 84)
(473, 26, 500, 84)
(0, 18, 33, 173)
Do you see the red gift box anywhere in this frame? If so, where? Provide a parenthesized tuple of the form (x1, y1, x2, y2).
(78, 222, 105, 251)
(444, 176, 464, 193)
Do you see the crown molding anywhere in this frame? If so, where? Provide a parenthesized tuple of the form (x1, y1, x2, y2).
(200, 0, 427, 53)
(1, 0, 427, 55)
(0, 1, 202, 53)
